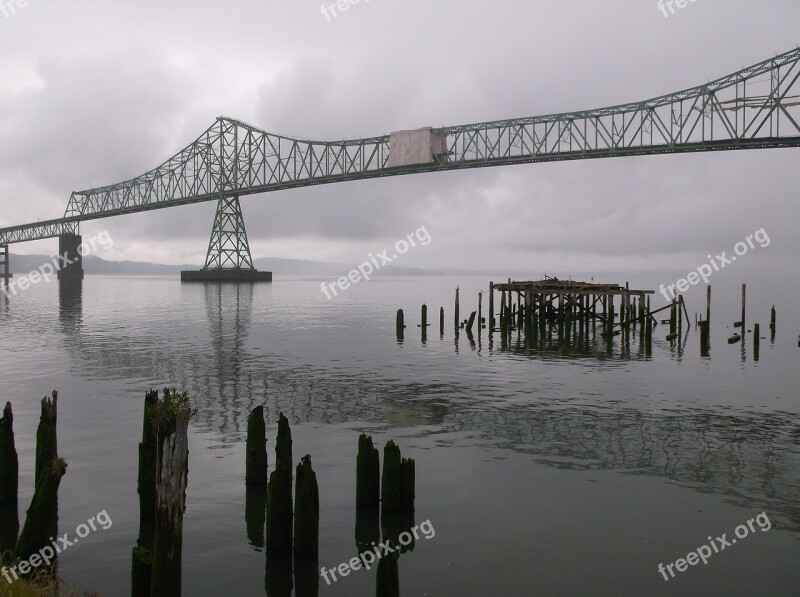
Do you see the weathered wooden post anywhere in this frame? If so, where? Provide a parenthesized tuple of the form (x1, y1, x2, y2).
(488, 282, 494, 332)
(439, 307, 444, 337)
(700, 320, 710, 357)
(381, 441, 402, 511)
(356, 434, 380, 508)
(245, 484, 267, 549)
(138, 391, 158, 527)
(466, 311, 476, 334)
(741, 283, 747, 332)
(454, 287, 460, 333)
(35, 391, 58, 487)
(151, 393, 191, 597)
(396, 309, 404, 340)
(0, 403, 17, 509)
(478, 292, 483, 333)
(706, 286, 711, 324)
(267, 414, 293, 552)
(132, 546, 153, 597)
(133, 390, 159, 597)
(752, 322, 760, 360)
(770, 306, 776, 331)
(401, 457, 415, 509)
(246, 405, 268, 486)
(15, 458, 67, 562)
(421, 304, 428, 342)
(0, 402, 19, 558)
(376, 549, 400, 597)
(293, 455, 319, 556)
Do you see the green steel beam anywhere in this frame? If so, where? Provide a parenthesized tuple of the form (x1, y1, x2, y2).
(2, 47, 800, 245)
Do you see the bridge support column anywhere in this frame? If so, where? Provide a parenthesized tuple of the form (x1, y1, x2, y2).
(181, 196, 271, 282)
(0, 244, 10, 281)
(57, 233, 84, 280)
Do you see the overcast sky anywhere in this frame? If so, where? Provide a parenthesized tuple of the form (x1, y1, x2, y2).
(1, 0, 798, 277)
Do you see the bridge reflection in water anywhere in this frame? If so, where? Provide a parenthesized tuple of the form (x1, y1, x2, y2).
(53, 279, 800, 539)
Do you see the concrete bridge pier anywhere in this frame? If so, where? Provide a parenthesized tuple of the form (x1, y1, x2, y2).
(57, 233, 84, 280)
(0, 244, 10, 281)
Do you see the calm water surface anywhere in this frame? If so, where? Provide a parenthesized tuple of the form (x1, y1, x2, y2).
(0, 274, 798, 596)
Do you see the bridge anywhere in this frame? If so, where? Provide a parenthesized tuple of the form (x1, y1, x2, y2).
(1, 47, 799, 280)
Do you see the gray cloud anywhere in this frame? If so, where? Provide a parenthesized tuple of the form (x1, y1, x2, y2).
(0, 0, 798, 274)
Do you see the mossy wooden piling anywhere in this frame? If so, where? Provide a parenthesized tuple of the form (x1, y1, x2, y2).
(151, 400, 190, 597)
(15, 458, 67, 563)
(267, 414, 293, 552)
(356, 434, 380, 508)
(381, 441, 402, 511)
(246, 405, 268, 486)
(132, 545, 153, 597)
(34, 392, 57, 487)
(293, 455, 319, 556)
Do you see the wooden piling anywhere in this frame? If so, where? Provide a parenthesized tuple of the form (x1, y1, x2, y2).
(293, 455, 319, 555)
(396, 309, 404, 340)
(267, 414, 293, 552)
(754, 323, 761, 359)
(0, 402, 18, 559)
(35, 392, 57, 487)
(138, 390, 159, 529)
(706, 286, 711, 324)
(466, 311, 476, 334)
(376, 549, 400, 597)
(15, 458, 67, 562)
(356, 434, 380, 508)
(421, 304, 428, 341)
(132, 546, 153, 597)
(401, 457, 415, 509)
(478, 292, 483, 332)
(0, 403, 17, 509)
(770, 306, 776, 331)
(151, 397, 190, 597)
(700, 320, 710, 357)
(381, 441, 402, 511)
(246, 406, 268, 486)
(489, 282, 494, 331)
(741, 284, 747, 332)
(439, 307, 444, 337)
(245, 484, 267, 549)
(454, 287, 460, 332)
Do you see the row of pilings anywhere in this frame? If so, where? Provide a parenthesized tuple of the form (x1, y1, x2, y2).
(398, 280, 787, 360)
(0, 392, 68, 584)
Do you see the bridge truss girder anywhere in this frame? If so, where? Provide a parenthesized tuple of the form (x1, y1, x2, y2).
(1, 47, 800, 245)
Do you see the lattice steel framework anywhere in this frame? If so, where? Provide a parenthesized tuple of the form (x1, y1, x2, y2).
(1, 47, 800, 245)
(203, 196, 254, 270)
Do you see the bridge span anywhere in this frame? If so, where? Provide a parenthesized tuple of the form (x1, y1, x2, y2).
(1, 47, 799, 277)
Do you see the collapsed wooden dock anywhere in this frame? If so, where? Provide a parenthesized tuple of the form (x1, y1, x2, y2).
(489, 277, 656, 333)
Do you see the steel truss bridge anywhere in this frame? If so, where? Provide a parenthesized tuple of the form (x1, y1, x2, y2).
(1, 47, 799, 268)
